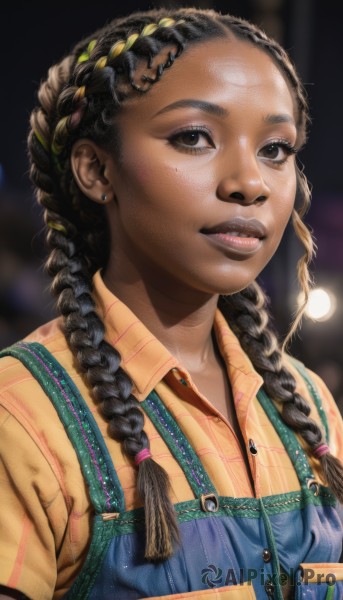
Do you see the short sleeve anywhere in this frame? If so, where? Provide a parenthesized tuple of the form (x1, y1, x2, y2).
(0, 402, 65, 600)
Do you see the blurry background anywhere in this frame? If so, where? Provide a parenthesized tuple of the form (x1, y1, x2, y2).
(1, 0, 342, 410)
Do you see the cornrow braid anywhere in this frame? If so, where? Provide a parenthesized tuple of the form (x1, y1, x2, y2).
(50, 17, 186, 160)
(27, 7, 343, 564)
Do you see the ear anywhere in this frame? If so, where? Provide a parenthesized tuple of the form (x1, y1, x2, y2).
(71, 139, 115, 204)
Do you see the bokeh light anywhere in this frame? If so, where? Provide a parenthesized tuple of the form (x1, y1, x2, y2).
(299, 288, 337, 322)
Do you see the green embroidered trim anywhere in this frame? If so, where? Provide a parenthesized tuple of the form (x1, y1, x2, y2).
(0, 342, 125, 514)
(63, 515, 114, 600)
(290, 357, 330, 443)
(87, 488, 335, 537)
(142, 390, 217, 498)
(61, 485, 336, 598)
(257, 388, 314, 485)
(259, 485, 335, 515)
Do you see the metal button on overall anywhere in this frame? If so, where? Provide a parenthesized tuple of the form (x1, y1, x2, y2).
(200, 493, 219, 512)
(264, 580, 275, 597)
(306, 478, 319, 496)
(262, 548, 272, 563)
(205, 498, 217, 511)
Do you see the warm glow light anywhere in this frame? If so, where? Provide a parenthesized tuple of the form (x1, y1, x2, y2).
(299, 288, 337, 322)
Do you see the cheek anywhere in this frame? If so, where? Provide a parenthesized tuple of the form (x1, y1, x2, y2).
(273, 171, 297, 229)
(117, 156, 206, 222)
(119, 133, 213, 198)
(284, 176, 297, 216)
(114, 161, 165, 225)
(131, 163, 155, 185)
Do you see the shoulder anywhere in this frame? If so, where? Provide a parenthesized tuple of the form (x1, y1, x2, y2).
(284, 354, 340, 419)
(0, 318, 94, 459)
(0, 320, 91, 599)
(0, 318, 72, 392)
(284, 355, 343, 460)
(1, 316, 64, 365)
(0, 315, 91, 504)
(0, 318, 79, 454)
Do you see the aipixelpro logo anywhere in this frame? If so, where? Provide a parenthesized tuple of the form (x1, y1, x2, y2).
(200, 564, 336, 589)
(201, 564, 223, 588)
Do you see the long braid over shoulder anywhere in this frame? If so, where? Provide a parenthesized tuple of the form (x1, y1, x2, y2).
(27, 8, 343, 563)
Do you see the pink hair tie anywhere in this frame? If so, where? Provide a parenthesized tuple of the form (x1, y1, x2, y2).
(134, 448, 152, 466)
(313, 444, 330, 458)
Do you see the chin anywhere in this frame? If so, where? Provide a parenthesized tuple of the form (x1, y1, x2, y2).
(200, 271, 260, 297)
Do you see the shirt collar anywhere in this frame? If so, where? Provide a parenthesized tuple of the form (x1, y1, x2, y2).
(93, 270, 263, 401)
(93, 270, 177, 400)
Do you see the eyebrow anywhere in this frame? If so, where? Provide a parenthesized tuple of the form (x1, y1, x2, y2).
(153, 99, 229, 119)
(153, 99, 296, 127)
(264, 113, 295, 126)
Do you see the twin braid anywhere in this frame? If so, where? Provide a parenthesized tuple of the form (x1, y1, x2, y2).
(27, 7, 343, 565)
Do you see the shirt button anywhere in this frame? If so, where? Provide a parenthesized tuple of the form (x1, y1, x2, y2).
(249, 439, 258, 455)
(262, 548, 272, 563)
(264, 581, 275, 597)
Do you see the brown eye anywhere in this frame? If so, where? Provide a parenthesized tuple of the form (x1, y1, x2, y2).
(168, 128, 215, 153)
(179, 131, 201, 146)
(262, 144, 280, 159)
(258, 141, 296, 164)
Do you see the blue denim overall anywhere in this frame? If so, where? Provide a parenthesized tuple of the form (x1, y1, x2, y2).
(3, 342, 343, 600)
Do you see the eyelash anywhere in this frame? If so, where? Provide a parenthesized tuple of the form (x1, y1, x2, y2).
(167, 127, 298, 163)
(167, 126, 215, 154)
(261, 139, 297, 165)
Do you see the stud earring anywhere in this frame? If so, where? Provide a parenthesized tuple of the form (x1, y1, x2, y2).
(101, 193, 107, 202)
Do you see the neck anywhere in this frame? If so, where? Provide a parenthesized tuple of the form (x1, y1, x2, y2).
(102, 263, 220, 372)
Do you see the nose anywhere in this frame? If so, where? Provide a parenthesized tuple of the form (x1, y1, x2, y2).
(217, 148, 270, 205)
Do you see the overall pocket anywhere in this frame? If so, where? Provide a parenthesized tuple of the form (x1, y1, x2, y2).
(295, 563, 343, 599)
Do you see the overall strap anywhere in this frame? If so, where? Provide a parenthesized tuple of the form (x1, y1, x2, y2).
(290, 357, 330, 442)
(257, 389, 315, 487)
(142, 390, 218, 505)
(0, 341, 125, 514)
(142, 369, 329, 501)
(257, 361, 330, 488)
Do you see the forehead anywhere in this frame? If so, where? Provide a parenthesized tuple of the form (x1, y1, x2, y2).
(121, 37, 296, 122)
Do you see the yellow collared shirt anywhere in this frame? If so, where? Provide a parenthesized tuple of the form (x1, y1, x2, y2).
(0, 271, 342, 600)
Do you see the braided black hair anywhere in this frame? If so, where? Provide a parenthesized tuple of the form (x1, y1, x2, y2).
(28, 7, 343, 561)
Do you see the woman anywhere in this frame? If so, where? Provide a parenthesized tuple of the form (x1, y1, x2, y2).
(0, 8, 342, 600)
